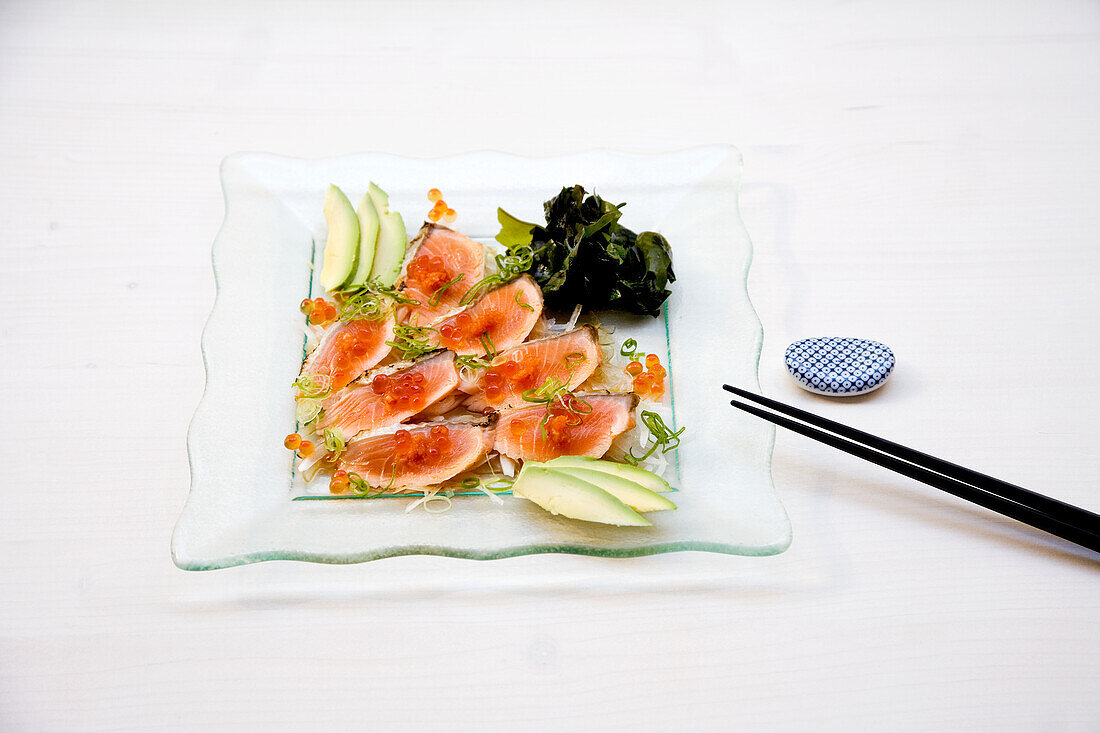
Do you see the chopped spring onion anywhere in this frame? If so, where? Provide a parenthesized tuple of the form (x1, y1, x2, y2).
(338, 281, 418, 321)
(455, 354, 492, 370)
(428, 273, 465, 307)
(347, 471, 384, 497)
(385, 324, 439, 359)
(514, 289, 534, 311)
(295, 398, 323, 424)
(458, 243, 541, 306)
(423, 495, 453, 514)
(294, 373, 332, 399)
(520, 375, 592, 439)
(620, 338, 639, 359)
(322, 428, 345, 460)
(479, 331, 497, 359)
(625, 410, 685, 465)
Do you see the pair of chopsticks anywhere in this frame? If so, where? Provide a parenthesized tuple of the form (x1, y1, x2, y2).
(724, 385, 1100, 554)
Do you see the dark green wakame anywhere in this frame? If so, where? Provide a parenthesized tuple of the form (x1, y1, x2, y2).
(495, 185, 676, 317)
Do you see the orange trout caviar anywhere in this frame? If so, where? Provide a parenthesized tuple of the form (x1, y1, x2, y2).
(427, 189, 454, 222)
(298, 440, 315, 458)
(370, 371, 428, 410)
(406, 254, 452, 293)
(329, 473, 350, 493)
(480, 358, 539, 403)
(306, 297, 338, 325)
(629, 353, 666, 400)
(392, 427, 451, 467)
(283, 433, 302, 450)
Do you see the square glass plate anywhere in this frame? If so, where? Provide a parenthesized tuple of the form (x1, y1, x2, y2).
(172, 146, 790, 570)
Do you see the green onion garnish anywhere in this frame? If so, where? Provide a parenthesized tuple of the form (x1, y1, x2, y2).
(624, 410, 685, 465)
(322, 428, 345, 460)
(428, 273, 465, 308)
(458, 243, 542, 306)
(385, 324, 439, 360)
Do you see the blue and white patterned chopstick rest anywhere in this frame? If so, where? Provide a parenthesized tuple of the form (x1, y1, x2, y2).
(785, 337, 895, 396)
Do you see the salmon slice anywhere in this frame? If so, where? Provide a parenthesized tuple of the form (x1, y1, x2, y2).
(495, 393, 638, 462)
(317, 350, 458, 437)
(339, 420, 495, 489)
(468, 326, 602, 411)
(300, 312, 397, 392)
(433, 275, 543, 356)
(399, 224, 485, 326)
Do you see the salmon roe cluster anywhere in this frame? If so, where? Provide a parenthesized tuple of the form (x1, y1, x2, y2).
(406, 254, 452, 293)
(370, 370, 427, 409)
(328, 328, 378, 369)
(482, 359, 538, 402)
(329, 469, 350, 494)
(626, 353, 667, 400)
(427, 189, 457, 224)
(438, 311, 499, 348)
(393, 425, 451, 467)
(283, 433, 315, 458)
(301, 297, 338, 325)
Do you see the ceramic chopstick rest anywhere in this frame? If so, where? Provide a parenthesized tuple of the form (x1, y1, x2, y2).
(784, 337, 894, 396)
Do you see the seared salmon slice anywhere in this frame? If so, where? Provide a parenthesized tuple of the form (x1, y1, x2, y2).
(300, 312, 396, 392)
(317, 350, 459, 437)
(494, 393, 637, 462)
(433, 275, 543, 356)
(469, 326, 602, 411)
(339, 420, 495, 489)
(399, 224, 484, 327)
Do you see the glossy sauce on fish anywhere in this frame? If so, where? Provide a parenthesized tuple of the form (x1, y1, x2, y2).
(318, 350, 458, 437)
(494, 393, 638, 462)
(300, 312, 396, 392)
(472, 326, 602, 411)
(399, 224, 484, 327)
(339, 421, 495, 489)
(434, 275, 543, 356)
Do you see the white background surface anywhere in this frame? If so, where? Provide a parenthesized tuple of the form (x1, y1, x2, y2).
(2, 1, 1098, 730)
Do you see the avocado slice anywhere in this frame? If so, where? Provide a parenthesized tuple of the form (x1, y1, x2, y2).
(319, 185, 360, 292)
(344, 191, 380, 289)
(541, 456, 672, 494)
(366, 183, 407, 287)
(552, 467, 676, 513)
(513, 467, 651, 527)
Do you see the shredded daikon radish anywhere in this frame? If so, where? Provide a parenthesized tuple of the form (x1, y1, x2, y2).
(562, 303, 582, 331)
(475, 484, 506, 505)
(423, 495, 453, 513)
(404, 488, 439, 513)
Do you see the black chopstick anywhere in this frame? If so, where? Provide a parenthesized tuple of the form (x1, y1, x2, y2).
(723, 385, 1100, 554)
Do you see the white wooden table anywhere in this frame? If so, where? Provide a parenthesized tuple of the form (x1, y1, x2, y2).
(2, 1, 1098, 730)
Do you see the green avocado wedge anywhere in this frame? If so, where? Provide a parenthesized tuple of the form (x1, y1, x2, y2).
(540, 455, 672, 494)
(366, 183, 407, 287)
(345, 191, 380, 289)
(550, 467, 676, 513)
(513, 467, 651, 527)
(319, 185, 360, 291)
